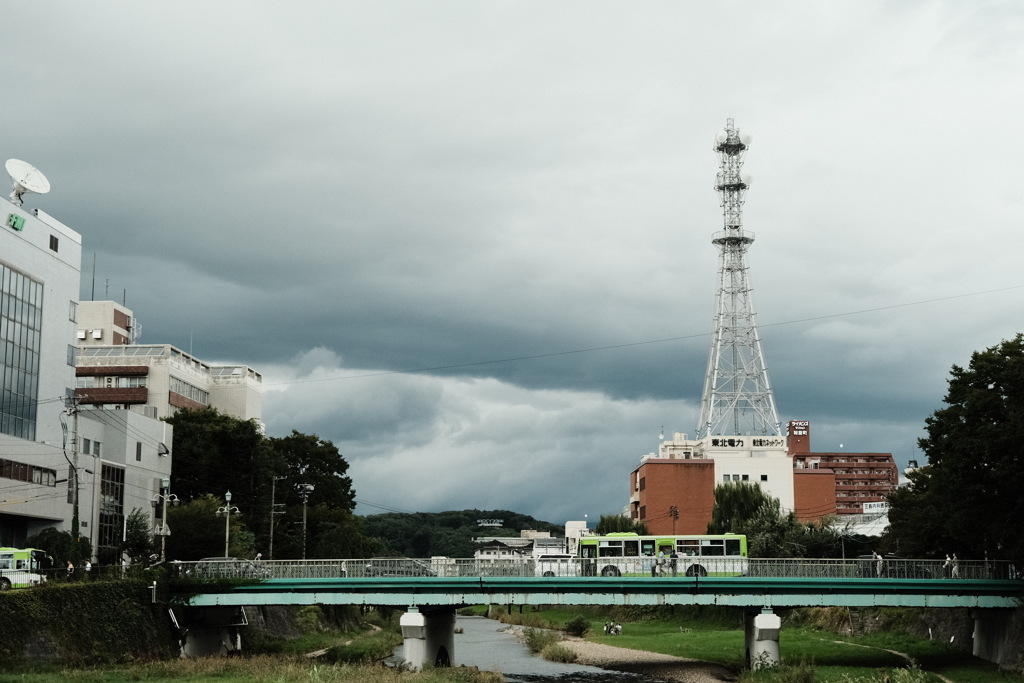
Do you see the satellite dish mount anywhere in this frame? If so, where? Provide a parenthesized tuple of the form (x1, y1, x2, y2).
(6, 159, 51, 207)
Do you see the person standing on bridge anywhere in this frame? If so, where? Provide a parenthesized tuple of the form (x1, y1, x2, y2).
(944, 554, 952, 578)
(873, 551, 883, 577)
(952, 553, 960, 578)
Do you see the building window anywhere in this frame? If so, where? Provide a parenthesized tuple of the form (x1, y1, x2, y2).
(67, 344, 76, 366)
(760, 474, 768, 482)
(82, 438, 91, 455)
(136, 442, 142, 462)
(49, 235, 58, 252)
(723, 475, 730, 482)
(97, 464, 125, 565)
(69, 300, 77, 323)
(169, 376, 209, 405)
(93, 441, 101, 458)
(0, 264, 43, 440)
(741, 474, 749, 481)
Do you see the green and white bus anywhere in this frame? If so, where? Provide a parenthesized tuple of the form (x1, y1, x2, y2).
(0, 548, 50, 589)
(577, 532, 748, 577)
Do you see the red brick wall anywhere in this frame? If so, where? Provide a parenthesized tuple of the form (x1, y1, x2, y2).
(793, 468, 837, 521)
(636, 461, 716, 535)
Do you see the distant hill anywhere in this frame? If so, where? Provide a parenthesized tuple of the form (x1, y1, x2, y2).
(362, 509, 564, 558)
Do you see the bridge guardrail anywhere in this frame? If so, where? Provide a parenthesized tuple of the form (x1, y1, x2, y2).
(165, 557, 1019, 582)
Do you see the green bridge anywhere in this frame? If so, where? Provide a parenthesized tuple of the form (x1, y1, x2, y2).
(167, 558, 1021, 669)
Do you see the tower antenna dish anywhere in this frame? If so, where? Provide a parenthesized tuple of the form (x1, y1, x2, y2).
(6, 159, 51, 207)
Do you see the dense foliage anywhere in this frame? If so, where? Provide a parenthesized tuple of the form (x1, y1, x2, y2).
(162, 409, 375, 560)
(0, 581, 175, 665)
(594, 514, 648, 535)
(887, 334, 1024, 565)
(363, 510, 561, 557)
(707, 482, 871, 558)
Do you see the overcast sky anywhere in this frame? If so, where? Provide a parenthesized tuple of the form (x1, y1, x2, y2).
(8, 2, 1023, 525)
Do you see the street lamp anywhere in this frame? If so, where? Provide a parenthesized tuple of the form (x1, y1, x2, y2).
(216, 491, 241, 557)
(153, 482, 180, 563)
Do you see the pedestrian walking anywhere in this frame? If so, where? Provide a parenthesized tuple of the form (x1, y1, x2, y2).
(65, 560, 74, 578)
(670, 550, 679, 577)
(951, 553, 960, 578)
(873, 551, 883, 577)
(943, 553, 952, 578)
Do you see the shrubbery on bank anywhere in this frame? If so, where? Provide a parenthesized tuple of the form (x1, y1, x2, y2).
(0, 580, 176, 665)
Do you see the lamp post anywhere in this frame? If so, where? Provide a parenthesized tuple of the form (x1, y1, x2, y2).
(216, 491, 241, 557)
(153, 480, 180, 563)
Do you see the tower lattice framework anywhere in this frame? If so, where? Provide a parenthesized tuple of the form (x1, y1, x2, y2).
(696, 119, 781, 438)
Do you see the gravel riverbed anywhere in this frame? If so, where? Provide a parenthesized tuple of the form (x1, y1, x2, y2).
(559, 639, 737, 683)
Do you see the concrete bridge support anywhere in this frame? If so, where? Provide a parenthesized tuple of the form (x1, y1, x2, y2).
(400, 607, 456, 669)
(745, 609, 781, 669)
(971, 608, 1014, 664)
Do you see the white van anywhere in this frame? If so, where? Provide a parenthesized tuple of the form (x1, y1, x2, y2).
(534, 554, 577, 577)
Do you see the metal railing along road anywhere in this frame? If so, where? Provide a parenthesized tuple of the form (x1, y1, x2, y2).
(166, 556, 1019, 582)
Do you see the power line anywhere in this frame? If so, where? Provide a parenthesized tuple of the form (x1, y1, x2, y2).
(264, 284, 1024, 388)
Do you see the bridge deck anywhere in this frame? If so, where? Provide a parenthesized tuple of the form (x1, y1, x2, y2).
(180, 576, 1022, 609)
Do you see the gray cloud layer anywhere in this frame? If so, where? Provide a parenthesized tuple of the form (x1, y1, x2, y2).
(8, 2, 1023, 522)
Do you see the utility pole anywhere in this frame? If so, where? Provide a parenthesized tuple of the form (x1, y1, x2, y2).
(66, 398, 83, 566)
(268, 476, 286, 560)
(299, 484, 314, 560)
(669, 505, 679, 535)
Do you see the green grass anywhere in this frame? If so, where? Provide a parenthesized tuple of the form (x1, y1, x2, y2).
(0, 656, 504, 682)
(493, 606, 1024, 683)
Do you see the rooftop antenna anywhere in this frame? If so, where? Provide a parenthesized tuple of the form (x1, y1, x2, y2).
(6, 159, 50, 207)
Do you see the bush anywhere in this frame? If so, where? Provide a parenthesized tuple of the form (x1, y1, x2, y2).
(564, 615, 590, 637)
(522, 628, 561, 654)
(541, 643, 577, 663)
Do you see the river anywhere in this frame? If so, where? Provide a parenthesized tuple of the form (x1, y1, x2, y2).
(393, 616, 664, 683)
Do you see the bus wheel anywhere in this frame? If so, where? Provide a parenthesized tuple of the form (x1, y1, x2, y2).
(0, 577, 10, 590)
(600, 565, 621, 577)
(543, 571, 555, 577)
(685, 565, 708, 577)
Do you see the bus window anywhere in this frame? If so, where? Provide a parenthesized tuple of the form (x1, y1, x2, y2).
(679, 540, 699, 556)
(726, 539, 742, 556)
(580, 545, 596, 559)
(701, 540, 725, 556)
(624, 541, 639, 557)
(640, 540, 655, 556)
(599, 541, 623, 558)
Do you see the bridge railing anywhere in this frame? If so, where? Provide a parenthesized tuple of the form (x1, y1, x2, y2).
(166, 557, 1018, 581)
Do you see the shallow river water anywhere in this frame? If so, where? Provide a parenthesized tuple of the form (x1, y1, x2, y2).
(393, 616, 658, 683)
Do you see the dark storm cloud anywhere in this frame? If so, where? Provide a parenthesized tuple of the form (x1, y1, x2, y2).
(5, 2, 1023, 521)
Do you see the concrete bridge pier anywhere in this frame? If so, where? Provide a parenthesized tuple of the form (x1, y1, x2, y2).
(745, 609, 781, 669)
(971, 608, 1014, 663)
(400, 606, 456, 669)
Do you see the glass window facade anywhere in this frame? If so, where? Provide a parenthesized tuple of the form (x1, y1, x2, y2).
(98, 464, 125, 565)
(0, 263, 43, 440)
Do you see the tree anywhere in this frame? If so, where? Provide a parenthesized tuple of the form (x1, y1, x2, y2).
(595, 514, 648, 535)
(164, 494, 252, 561)
(887, 334, 1024, 565)
(25, 527, 91, 569)
(124, 508, 155, 565)
(707, 482, 778, 534)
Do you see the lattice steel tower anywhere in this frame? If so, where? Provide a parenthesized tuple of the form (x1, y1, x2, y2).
(696, 119, 781, 438)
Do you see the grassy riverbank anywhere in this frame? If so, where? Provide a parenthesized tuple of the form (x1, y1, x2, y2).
(480, 605, 1024, 683)
(0, 657, 503, 683)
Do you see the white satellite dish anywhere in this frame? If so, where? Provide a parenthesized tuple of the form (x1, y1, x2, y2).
(715, 130, 729, 144)
(739, 131, 752, 146)
(6, 159, 51, 207)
